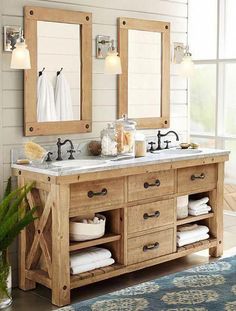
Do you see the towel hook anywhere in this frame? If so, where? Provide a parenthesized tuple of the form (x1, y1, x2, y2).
(39, 67, 45, 76)
(57, 67, 63, 76)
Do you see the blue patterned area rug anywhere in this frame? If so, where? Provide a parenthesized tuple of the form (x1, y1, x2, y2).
(57, 256, 236, 311)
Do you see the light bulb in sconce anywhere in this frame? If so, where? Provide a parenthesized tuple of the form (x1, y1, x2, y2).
(104, 50, 122, 74)
(180, 53, 194, 78)
(10, 36, 31, 70)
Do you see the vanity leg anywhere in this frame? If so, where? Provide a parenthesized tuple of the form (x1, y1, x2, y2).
(209, 162, 224, 257)
(51, 184, 70, 306)
(18, 176, 36, 290)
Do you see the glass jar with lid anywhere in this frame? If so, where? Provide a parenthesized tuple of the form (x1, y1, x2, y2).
(114, 115, 136, 156)
(100, 123, 117, 157)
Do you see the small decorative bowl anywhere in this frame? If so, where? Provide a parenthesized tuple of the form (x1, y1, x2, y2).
(179, 143, 190, 149)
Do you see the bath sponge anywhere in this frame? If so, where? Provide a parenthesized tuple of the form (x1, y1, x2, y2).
(24, 141, 46, 160)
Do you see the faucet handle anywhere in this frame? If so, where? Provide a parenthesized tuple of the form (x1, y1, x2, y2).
(45, 152, 53, 162)
(67, 149, 75, 160)
(164, 140, 171, 149)
(148, 141, 156, 152)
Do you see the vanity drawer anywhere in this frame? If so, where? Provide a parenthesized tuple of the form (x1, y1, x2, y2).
(128, 199, 174, 234)
(128, 170, 174, 202)
(70, 177, 125, 212)
(127, 228, 174, 265)
(177, 164, 217, 194)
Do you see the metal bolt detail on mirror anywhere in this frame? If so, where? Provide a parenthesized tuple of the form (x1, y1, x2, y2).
(118, 18, 170, 129)
(24, 6, 92, 136)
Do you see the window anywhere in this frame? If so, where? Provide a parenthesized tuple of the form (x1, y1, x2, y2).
(189, 0, 236, 183)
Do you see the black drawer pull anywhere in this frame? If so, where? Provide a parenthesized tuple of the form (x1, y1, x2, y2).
(87, 188, 107, 198)
(143, 242, 159, 252)
(144, 179, 160, 189)
(191, 173, 205, 181)
(143, 211, 160, 220)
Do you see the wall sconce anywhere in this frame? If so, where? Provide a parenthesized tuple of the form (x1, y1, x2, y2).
(173, 42, 194, 78)
(3, 26, 31, 69)
(96, 35, 122, 74)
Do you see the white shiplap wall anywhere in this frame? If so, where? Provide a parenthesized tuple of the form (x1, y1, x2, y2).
(0, 0, 188, 285)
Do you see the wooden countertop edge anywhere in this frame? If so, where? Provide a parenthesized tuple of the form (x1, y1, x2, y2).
(12, 154, 229, 184)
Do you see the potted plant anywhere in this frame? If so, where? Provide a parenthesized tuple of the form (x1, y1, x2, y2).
(0, 178, 36, 309)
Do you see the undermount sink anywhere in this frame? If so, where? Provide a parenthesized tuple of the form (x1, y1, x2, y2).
(51, 159, 108, 168)
(161, 149, 202, 155)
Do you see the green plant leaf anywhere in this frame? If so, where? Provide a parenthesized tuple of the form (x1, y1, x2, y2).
(0, 207, 37, 251)
(3, 178, 11, 200)
(0, 211, 19, 242)
(0, 187, 24, 223)
(3, 183, 33, 221)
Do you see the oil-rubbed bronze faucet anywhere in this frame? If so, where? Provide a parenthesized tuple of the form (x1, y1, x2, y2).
(156, 130, 179, 150)
(56, 138, 75, 161)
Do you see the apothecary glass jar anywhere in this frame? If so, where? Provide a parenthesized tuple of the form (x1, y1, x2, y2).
(115, 115, 136, 157)
(101, 123, 117, 157)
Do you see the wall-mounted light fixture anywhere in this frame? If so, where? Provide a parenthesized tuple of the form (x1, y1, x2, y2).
(96, 35, 122, 75)
(173, 42, 194, 78)
(4, 26, 31, 69)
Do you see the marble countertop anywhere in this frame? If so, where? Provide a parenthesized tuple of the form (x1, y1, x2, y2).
(11, 148, 230, 177)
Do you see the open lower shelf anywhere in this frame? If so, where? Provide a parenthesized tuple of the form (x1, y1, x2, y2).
(70, 263, 124, 289)
(69, 233, 121, 252)
(177, 212, 214, 226)
(177, 237, 217, 253)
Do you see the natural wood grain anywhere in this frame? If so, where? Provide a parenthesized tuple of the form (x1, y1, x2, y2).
(24, 6, 92, 136)
(118, 17, 170, 129)
(51, 184, 70, 307)
(128, 199, 174, 234)
(69, 233, 121, 251)
(177, 164, 217, 194)
(128, 170, 175, 202)
(127, 228, 174, 265)
(176, 213, 214, 226)
(70, 177, 125, 211)
(209, 163, 224, 257)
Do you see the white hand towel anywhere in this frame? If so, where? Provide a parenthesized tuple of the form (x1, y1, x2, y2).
(55, 72, 73, 121)
(188, 197, 209, 209)
(37, 73, 57, 122)
(177, 195, 188, 208)
(70, 247, 111, 268)
(188, 207, 211, 216)
(71, 258, 115, 275)
(188, 203, 211, 212)
(177, 225, 209, 240)
(177, 234, 209, 247)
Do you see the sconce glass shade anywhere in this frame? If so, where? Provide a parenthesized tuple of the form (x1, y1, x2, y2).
(180, 54, 194, 78)
(104, 51, 122, 74)
(10, 40, 31, 69)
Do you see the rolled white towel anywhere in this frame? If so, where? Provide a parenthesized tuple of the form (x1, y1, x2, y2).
(177, 195, 188, 208)
(188, 207, 211, 216)
(177, 225, 209, 240)
(177, 234, 209, 247)
(71, 258, 115, 275)
(70, 247, 111, 268)
(188, 197, 209, 209)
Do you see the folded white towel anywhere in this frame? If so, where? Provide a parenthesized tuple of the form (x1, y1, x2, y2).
(70, 247, 111, 268)
(71, 258, 115, 275)
(178, 224, 199, 232)
(177, 225, 209, 240)
(188, 197, 209, 209)
(177, 234, 209, 247)
(188, 203, 210, 212)
(177, 195, 188, 208)
(188, 207, 211, 216)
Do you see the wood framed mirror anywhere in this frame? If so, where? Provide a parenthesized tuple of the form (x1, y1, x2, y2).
(24, 6, 92, 136)
(118, 17, 170, 129)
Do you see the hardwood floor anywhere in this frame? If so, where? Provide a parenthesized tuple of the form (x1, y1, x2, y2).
(224, 184, 236, 212)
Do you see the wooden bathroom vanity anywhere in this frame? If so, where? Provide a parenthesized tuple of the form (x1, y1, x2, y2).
(12, 150, 229, 306)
